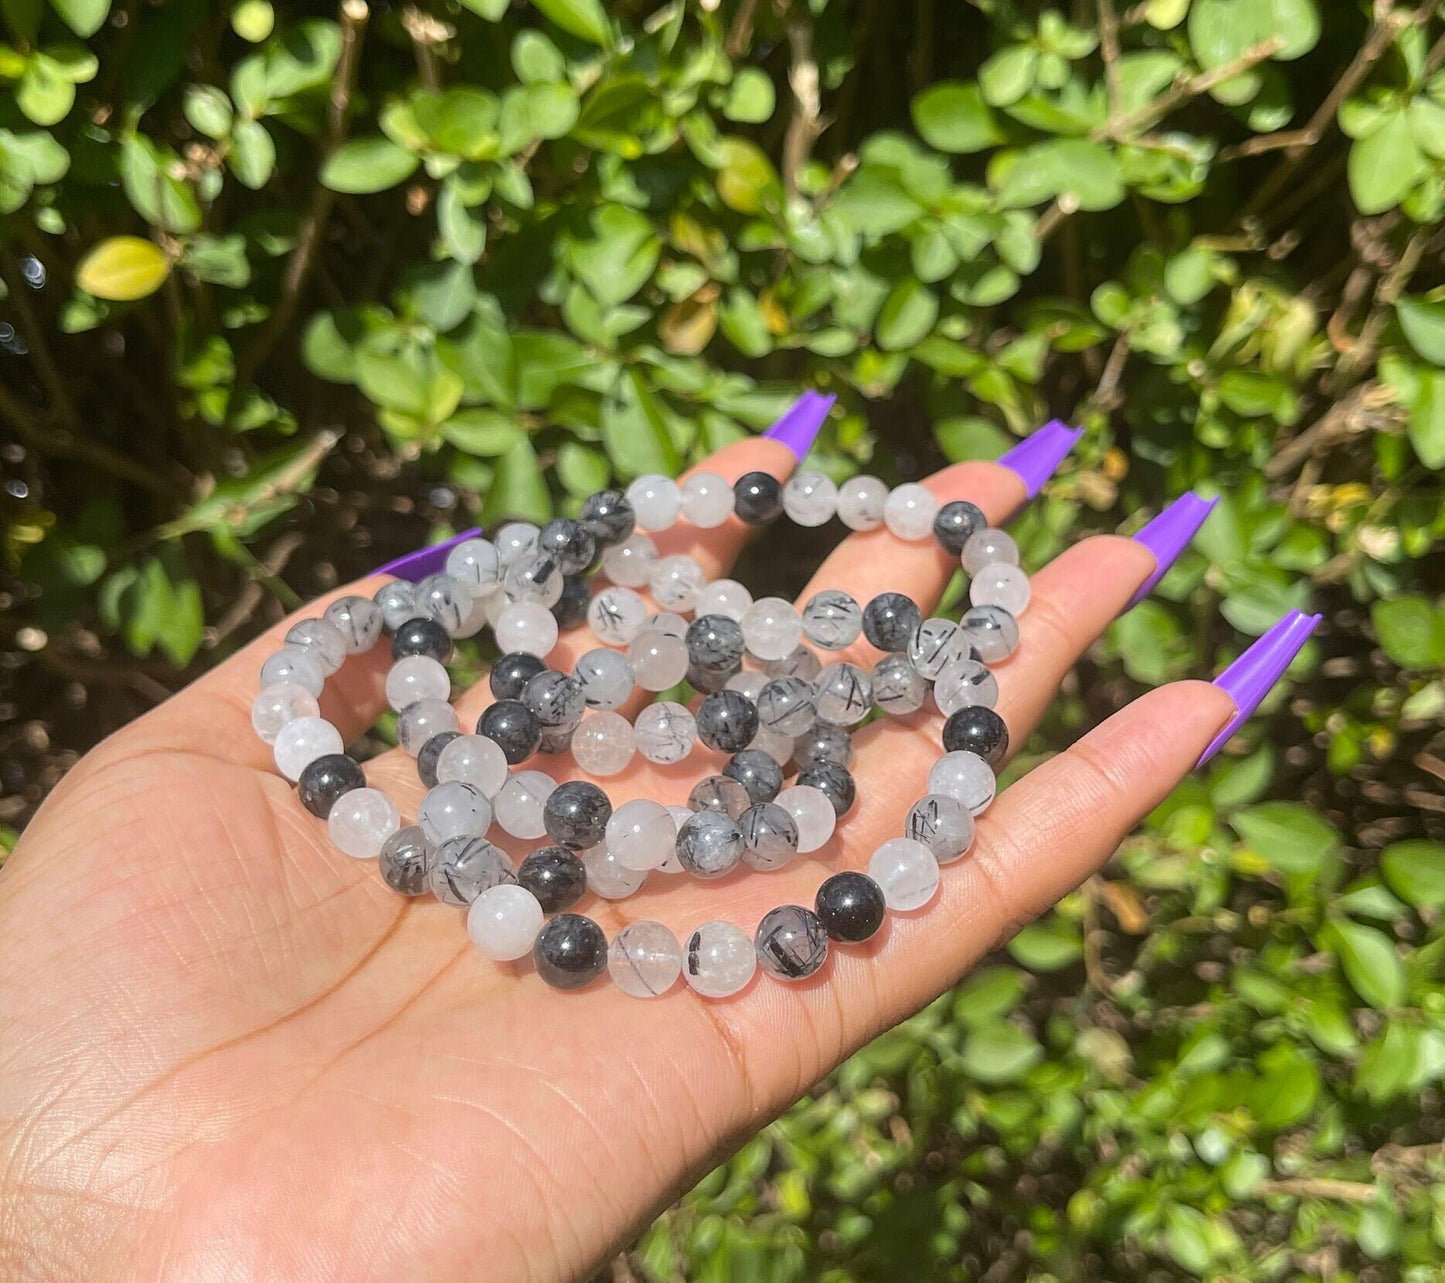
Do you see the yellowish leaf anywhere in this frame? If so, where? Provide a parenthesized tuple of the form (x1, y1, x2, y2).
(76, 236, 171, 301)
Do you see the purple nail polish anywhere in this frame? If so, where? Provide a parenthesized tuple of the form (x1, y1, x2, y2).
(762, 391, 836, 461)
(1127, 493, 1219, 608)
(1199, 610, 1321, 765)
(375, 527, 483, 583)
(997, 420, 1084, 498)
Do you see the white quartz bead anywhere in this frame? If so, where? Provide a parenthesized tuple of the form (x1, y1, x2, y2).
(328, 787, 400, 859)
(607, 799, 678, 872)
(571, 712, 636, 776)
(643, 612, 688, 640)
(494, 769, 555, 839)
(374, 580, 417, 631)
(748, 727, 795, 765)
(609, 921, 683, 997)
(934, 657, 999, 716)
(775, 784, 836, 854)
(494, 601, 558, 657)
(583, 842, 646, 899)
(601, 533, 658, 588)
(868, 837, 941, 911)
(928, 750, 996, 815)
(883, 483, 940, 540)
(452, 590, 491, 640)
(649, 554, 706, 612)
(657, 806, 691, 874)
(905, 793, 975, 863)
(436, 733, 509, 798)
(260, 645, 326, 698)
(285, 617, 347, 675)
(494, 521, 539, 568)
(628, 632, 689, 691)
(467, 884, 544, 961)
(908, 617, 963, 679)
(962, 528, 1019, 574)
(802, 589, 863, 651)
(961, 604, 1021, 663)
(783, 470, 839, 527)
(396, 698, 458, 755)
(385, 654, 451, 712)
(504, 553, 563, 608)
(445, 537, 503, 591)
(273, 715, 343, 781)
(251, 682, 319, 744)
(814, 661, 873, 726)
(414, 573, 476, 633)
(837, 474, 888, 531)
(741, 596, 803, 662)
(633, 701, 697, 763)
(574, 647, 635, 710)
(969, 563, 1031, 616)
(680, 471, 735, 528)
(724, 670, 769, 700)
(588, 586, 648, 646)
(324, 595, 384, 653)
(696, 578, 753, 622)
(765, 645, 821, 682)
(683, 921, 757, 998)
(626, 474, 683, 531)
(418, 780, 492, 844)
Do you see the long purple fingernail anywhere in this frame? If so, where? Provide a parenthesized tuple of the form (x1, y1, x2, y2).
(1199, 609, 1321, 765)
(375, 527, 483, 582)
(762, 390, 836, 461)
(1128, 493, 1219, 608)
(997, 420, 1084, 498)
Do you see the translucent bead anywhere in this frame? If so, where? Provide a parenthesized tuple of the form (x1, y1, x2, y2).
(970, 563, 1031, 616)
(626, 474, 682, 531)
(385, 654, 451, 712)
(327, 787, 400, 859)
(251, 682, 319, 744)
(907, 618, 962, 679)
(588, 586, 647, 647)
(452, 590, 491, 639)
(494, 521, 539, 569)
(606, 798, 677, 872)
(961, 604, 1020, 663)
(467, 884, 544, 961)
(397, 698, 458, 755)
(676, 810, 744, 878)
(658, 807, 691, 874)
(696, 689, 759, 754)
(905, 793, 975, 864)
(862, 592, 921, 652)
(686, 614, 745, 673)
(444, 537, 503, 591)
(748, 727, 795, 766)
(418, 780, 492, 844)
(582, 842, 646, 899)
(792, 721, 854, 771)
(741, 596, 803, 662)
(649, 554, 706, 612)
(518, 846, 587, 913)
(680, 471, 735, 528)
(285, 618, 347, 675)
(928, 750, 997, 815)
(494, 770, 556, 839)
(273, 715, 343, 781)
(683, 921, 757, 998)
(739, 801, 799, 871)
(689, 774, 751, 819)
(523, 670, 585, 730)
(430, 837, 515, 905)
(436, 733, 509, 798)
(260, 645, 327, 698)
(724, 670, 768, 701)
(324, 595, 384, 653)
(755, 905, 828, 981)
(494, 601, 558, 657)
(609, 921, 683, 997)
(802, 589, 863, 651)
(414, 574, 475, 634)
(628, 632, 689, 691)
(795, 760, 855, 817)
(962, 528, 1019, 574)
(867, 837, 940, 911)
(633, 701, 697, 763)
(765, 645, 820, 682)
(724, 748, 784, 805)
(757, 676, 817, 736)
(775, 784, 836, 853)
(504, 553, 563, 608)
(934, 657, 999, 716)
(814, 662, 873, 726)
(379, 826, 433, 896)
(601, 533, 658, 588)
(695, 578, 752, 622)
(883, 483, 940, 540)
(834, 476, 885, 531)
(538, 518, 596, 575)
(643, 611, 688, 641)
(578, 488, 635, 547)
(574, 648, 635, 710)
(571, 712, 636, 776)
(783, 471, 838, 527)
(373, 580, 417, 632)
(872, 653, 928, 715)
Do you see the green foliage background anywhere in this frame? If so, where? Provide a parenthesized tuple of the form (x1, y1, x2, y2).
(3, 0, 1445, 1276)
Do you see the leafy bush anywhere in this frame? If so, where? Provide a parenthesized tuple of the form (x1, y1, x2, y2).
(3, 0, 1444, 1277)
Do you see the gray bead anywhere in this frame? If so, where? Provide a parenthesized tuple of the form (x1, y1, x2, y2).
(685, 613, 746, 673)
(764, 645, 821, 681)
(739, 802, 800, 871)
(373, 579, 417, 631)
(573, 647, 635, 710)
(792, 721, 854, 771)
(872, 653, 928, 715)
(755, 905, 828, 981)
(522, 670, 586, 730)
(724, 748, 784, 804)
(414, 574, 473, 635)
(862, 592, 921, 652)
(907, 617, 962, 679)
(429, 837, 515, 906)
(379, 826, 433, 896)
(324, 595, 384, 653)
(961, 604, 1020, 663)
(537, 724, 576, 755)
(538, 517, 596, 575)
(688, 774, 752, 819)
(757, 676, 818, 736)
(696, 689, 759, 754)
(905, 793, 975, 863)
(814, 662, 874, 726)
(796, 760, 856, 817)
(675, 810, 745, 878)
(542, 780, 612, 849)
(802, 589, 863, 651)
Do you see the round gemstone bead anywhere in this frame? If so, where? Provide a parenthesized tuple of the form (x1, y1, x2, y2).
(675, 810, 745, 878)
(649, 554, 707, 612)
(430, 836, 515, 905)
(628, 632, 689, 692)
(696, 690, 760, 754)
(328, 787, 400, 859)
(379, 826, 433, 896)
(970, 563, 1031, 616)
(453, 590, 492, 640)
(490, 652, 547, 701)
(538, 518, 596, 575)
(942, 705, 1009, 766)
(792, 721, 854, 771)
(868, 837, 940, 911)
(476, 699, 541, 764)
(571, 711, 636, 776)
(815, 871, 887, 942)
(695, 578, 753, 622)
(837, 475, 888, 531)
(397, 698, 458, 755)
(739, 801, 799, 871)
(606, 798, 677, 872)
(907, 618, 963, 679)
(872, 653, 928, 715)
(436, 733, 510, 798)
(775, 784, 836, 853)
(504, 553, 564, 608)
(962, 527, 1019, 574)
(522, 671, 585, 731)
(609, 921, 683, 997)
(643, 611, 688, 641)
(273, 715, 344, 781)
(724, 670, 769, 701)
(419, 780, 492, 844)
(578, 488, 636, 548)
(417, 732, 460, 789)
(574, 648, 636, 710)
(796, 760, 855, 817)
(741, 596, 803, 662)
(862, 592, 921, 652)
(260, 646, 326, 698)
(928, 750, 997, 815)
(324, 595, 384, 653)
(962, 604, 1021, 662)
(517, 846, 587, 914)
(533, 914, 609, 990)
(582, 843, 646, 899)
(686, 614, 746, 674)
(444, 537, 503, 591)
(374, 580, 418, 632)
(589, 586, 648, 647)
(747, 726, 795, 766)
(634, 701, 697, 763)
(659, 807, 691, 873)
(494, 770, 556, 839)
(600, 533, 658, 588)
(934, 657, 999, 716)
(683, 921, 757, 997)
(756, 905, 828, 981)
(688, 657, 730, 694)
(252, 681, 319, 744)
(765, 645, 821, 682)
(298, 753, 365, 819)
(495, 522, 540, 568)
(757, 676, 817, 736)
(494, 601, 558, 657)
(814, 662, 873, 726)
(680, 471, 735, 528)
(626, 474, 683, 532)
(733, 471, 783, 524)
(932, 499, 987, 555)
(883, 482, 939, 540)
(542, 780, 611, 850)
(391, 617, 452, 664)
(386, 654, 450, 712)
(783, 471, 838, 527)
(414, 574, 475, 634)
(905, 793, 976, 863)
(802, 590, 863, 651)
(688, 774, 752, 819)
(550, 576, 590, 630)
(467, 884, 544, 961)
(285, 617, 347, 675)
(724, 748, 784, 804)
(537, 725, 576, 757)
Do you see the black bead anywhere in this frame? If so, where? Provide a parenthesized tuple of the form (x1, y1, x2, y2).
(490, 651, 548, 701)
(416, 731, 461, 789)
(815, 871, 887, 943)
(796, 759, 856, 817)
(297, 753, 365, 819)
(733, 470, 784, 524)
(538, 518, 597, 575)
(792, 722, 853, 772)
(533, 914, 608, 990)
(862, 592, 922, 652)
(551, 576, 591, 630)
(518, 846, 587, 914)
(941, 705, 1009, 765)
(477, 699, 542, 764)
(577, 488, 635, 547)
(391, 616, 452, 663)
(685, 613, 745, 673)
(697, 690, 760, 753)
(724, 747, 784, 804)
(542, 780, 612, 849)
(686, 662, 730, 694)
(932, 499, 987, 555)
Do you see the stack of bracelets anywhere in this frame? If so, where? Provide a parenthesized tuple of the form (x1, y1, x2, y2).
(251, 466, 1029, 998)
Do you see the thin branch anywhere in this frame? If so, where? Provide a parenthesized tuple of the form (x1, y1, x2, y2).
(778, 0, 824, 201)
(1097, 0, 1124, 122)
(725, 0, 762, 57)
(1258, 1178, 1378, 1204)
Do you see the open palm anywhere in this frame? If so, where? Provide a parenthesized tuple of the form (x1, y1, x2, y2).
(0, 436, 1231, 1282)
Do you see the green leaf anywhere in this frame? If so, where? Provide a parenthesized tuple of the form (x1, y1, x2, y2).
(1381, 840, 1445, 909)
(530, 0, 610, 48)
(1396, 294, 1445, 364)
(722, 68, 774, 125)
(184, 84, 234, 139)
(17, 55, 75, 126)
(121, 134, 202, 232)
(1231, 802, 1338, 875)
(401, 259, 477, 332)
(263, 18, 340, 100)
(600, 367, 678, 479)
(1007, 919, 1082, 971)
(874, 277, 937, 351)
(556, 440, 610, 495)
(1349, 109, 1428, 215)
(568, 203, 660, 308)
(958, 1021, 1043, 1084)
(1251, 1043, 1320, 1128)
(440, 408, 524, 456)
(413, 86, 500, 157)
(183, 233, 250, 287)
(978, 45, 1037, 108)
(1371, 595, 1445, 668)
(231, 0, 273, 41)
(912, 81, 1003, 153)
(480, 435, 552, 525)
(511, 29, 565, 84)
(437, 180, 486, 264)
(75, 235, 170, 300)
(1322, 919, 1407, 1010)
(1188, 0, 1320, 72)
(320, 136, 418, 194)
(50, 0, 110, 37)
(226, 118, 274, 188)
(715, 137, 780, 214)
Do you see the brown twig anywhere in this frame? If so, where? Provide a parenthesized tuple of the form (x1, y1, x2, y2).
(1258, 1178, 1378, 1203)
(778, 0, 825, 201)
(403, 6, 447, 90)
(1097, 0, 1124, 122)
(205, 530, 305, 648)
(725, 0, 762, 57)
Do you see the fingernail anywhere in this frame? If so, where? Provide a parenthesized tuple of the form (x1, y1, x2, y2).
(375, 527, 483, 582)
(1199, 609, 1321, 765)
(762, 391, 836, 460)
(997, 420, 1084, 498)
(1127, 493, 1219, 608)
